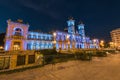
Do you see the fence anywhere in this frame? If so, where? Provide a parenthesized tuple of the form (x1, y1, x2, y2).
(0, 56, 10, 70)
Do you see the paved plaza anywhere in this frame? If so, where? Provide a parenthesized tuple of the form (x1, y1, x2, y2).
(0, 53, 120, 80)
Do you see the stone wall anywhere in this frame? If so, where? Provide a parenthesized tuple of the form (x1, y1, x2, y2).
(0, 50, 43, 71)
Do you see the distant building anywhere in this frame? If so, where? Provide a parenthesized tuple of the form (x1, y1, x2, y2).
(110, 28, 120, 49)
(4, 18, 99, 51)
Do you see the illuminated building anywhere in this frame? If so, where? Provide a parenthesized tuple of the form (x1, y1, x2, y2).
(110, 28, 120, 49)
(54, 18, 99, 50)
(4, 19, 53, 51)
(4, 18, 99, 51)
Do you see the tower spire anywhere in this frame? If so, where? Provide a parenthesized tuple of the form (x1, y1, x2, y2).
(67, 17, 75, 34)
(68, 16, 74, 20)
(79, 20, 84, 24)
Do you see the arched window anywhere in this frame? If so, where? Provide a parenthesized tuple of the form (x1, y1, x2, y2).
(14, 28, 22, 36)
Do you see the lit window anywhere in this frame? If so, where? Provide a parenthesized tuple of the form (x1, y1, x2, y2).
(13, 42, 21, 50)
(33, 35, 36, 39)
(38, 36, 40, 39)
(27, 43, 31, 50)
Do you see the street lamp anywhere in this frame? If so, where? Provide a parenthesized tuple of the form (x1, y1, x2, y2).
(66, 34, 70, 39)
(93, 39, 97, 48)
(67, 34, 70, 51)
(53, 32, 56, 37)
(53, 41, 56, 49)
(53, 32, 56, 49)
(93, 39, 96, 42)
(68, 41, 70, 51)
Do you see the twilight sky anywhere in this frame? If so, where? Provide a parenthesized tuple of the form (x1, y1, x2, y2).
(0, 0, 120, 41)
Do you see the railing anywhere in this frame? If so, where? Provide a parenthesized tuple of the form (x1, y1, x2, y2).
(0, 56, 10, 70)
(27, 38, 53, 41)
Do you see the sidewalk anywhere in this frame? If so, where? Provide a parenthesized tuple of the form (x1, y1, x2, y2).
(0, 53, 120, 80)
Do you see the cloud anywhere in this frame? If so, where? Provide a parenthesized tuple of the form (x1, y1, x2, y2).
(18, 0, 63, 19)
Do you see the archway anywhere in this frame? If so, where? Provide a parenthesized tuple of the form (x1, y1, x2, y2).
(14, 28, 22, 36)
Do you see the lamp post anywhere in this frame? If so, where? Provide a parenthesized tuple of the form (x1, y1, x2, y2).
(53, 32, 56, 49)
(67, 34, 70, 51)
(93, 39, 97, 49)
(53, 41, 56, 49)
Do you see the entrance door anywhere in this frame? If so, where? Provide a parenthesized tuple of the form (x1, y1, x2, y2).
(13, 42, 21, 50)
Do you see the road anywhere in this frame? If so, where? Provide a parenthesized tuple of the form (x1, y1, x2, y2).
(0, 53, 120, 80)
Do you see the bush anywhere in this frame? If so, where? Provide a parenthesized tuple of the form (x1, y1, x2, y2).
(104, 50, 115, 53)
(75, 52, 92, 61)
(44, 56, 54, 64)
(40, 49, 57, 55)
(96, 51, 107, 57)
(79, 53, 92, 60)
(43, 53, 76, 65)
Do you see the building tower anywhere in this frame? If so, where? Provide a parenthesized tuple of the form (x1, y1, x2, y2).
(78, 22, 85, 37)
(78, 22, 86, 48)
(4, 19, 29, 51)
(67, 17, 75, 34)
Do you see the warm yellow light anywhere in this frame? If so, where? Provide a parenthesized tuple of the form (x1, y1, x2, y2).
(68, 41, 70, 44)
(93, 39, 96, 42)
(66, 34, 70, 39)
(53, 41, 56, 44)
(0, 46, 3, 49)
(114, 43, 117, 46)
(109, 42, 113, 45)
(100, 40, 104, 43)
(100, 40, 104, 47)
(53, 32, 56, 36)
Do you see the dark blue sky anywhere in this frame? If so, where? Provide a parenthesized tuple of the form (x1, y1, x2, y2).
(0, 0, 120, 41)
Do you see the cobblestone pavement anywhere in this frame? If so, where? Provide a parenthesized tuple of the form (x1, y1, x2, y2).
(0, 53, 120, 80)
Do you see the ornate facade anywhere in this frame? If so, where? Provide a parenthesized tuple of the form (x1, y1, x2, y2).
(4, 19, 53, 51)
(54, 18, 99, 50)
(4, 18, 99, 51)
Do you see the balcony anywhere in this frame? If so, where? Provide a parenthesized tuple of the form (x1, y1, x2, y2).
(6, 35, 26, 40)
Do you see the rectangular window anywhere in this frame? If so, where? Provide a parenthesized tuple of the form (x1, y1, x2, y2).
(33, 35, 36, 39)
(17, 55, 26, 66)
(27, 44, 31, 50)
(28, 55, 35, 64)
